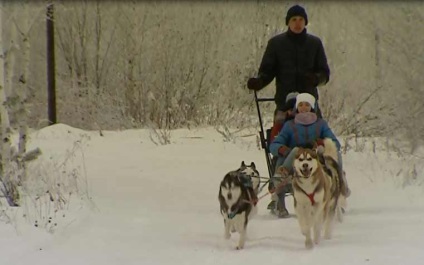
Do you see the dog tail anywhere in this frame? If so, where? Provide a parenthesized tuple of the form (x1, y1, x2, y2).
(336, 195, 347, 223)
(323, 138, 338, 163)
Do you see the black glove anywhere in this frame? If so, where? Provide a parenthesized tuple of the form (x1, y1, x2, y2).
(247, 77, 263, 91)
(304, 72, 319, 89)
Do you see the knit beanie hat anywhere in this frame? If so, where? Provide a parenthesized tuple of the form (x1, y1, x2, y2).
(285, 5, 308, 26)
(295, 93, 316, 110)
(282, 92, 299, 111)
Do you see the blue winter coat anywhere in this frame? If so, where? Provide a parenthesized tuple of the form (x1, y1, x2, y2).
(270, 118, 340, 158)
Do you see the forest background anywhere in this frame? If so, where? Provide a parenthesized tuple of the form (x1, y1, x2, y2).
(1, 1, 423, 147)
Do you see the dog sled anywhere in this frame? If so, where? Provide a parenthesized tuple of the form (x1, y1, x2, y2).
(253, 91, 293, 198)
(253, 91, 276, 179)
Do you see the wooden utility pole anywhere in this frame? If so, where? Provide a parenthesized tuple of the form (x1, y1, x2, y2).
(46, 1, 57, 125)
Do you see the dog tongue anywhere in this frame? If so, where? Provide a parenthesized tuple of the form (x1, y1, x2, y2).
(302, 168, 311, 177)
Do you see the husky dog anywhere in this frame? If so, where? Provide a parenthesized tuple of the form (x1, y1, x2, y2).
(218, 161, 259, 250)
(237, 161, 260, 195)
(291, 139, 344, 249)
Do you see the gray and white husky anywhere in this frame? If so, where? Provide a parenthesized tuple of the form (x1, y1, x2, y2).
(218, 161, 260, 250)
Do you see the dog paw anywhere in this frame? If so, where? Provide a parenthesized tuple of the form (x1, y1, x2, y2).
(314, 238, 320, 245)
(236, 245, 244, 250)
(305, 239, 314, 249)
(314, 231, 321, 244)
(324, 232, 332, 240)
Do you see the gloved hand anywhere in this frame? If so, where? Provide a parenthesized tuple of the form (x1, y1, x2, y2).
(316, 138, 325, 154)
(316, 145, 325, 155)
(278, 146, 291, 157)
(304, 72, 319, 88)
(316, 138, 324, 147)
(247, 77, 263, 91)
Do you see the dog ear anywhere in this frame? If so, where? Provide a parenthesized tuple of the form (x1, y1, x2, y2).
(250, 162, 256, 169)
(241, 161, 246, 167)
(310, 150, 318, 159)
(295, 147, 303, 158)
(303, 141, 317, 150)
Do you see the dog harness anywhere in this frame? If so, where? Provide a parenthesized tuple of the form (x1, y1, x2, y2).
(297, 185, 317, 205)
(294, 173, 318, 206)
(306, 192, 316, 205)
(227, 203, 242, 219)
(228, 211, 237, 219)
(227, 191, 258, 220)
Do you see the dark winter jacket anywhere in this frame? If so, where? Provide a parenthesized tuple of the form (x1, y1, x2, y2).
(257, 29, 330, 110)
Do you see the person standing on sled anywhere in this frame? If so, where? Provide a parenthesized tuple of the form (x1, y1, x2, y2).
(246, 4, 330, 214)
(269, 93, 350, 218)
(247, 4, 330, 137)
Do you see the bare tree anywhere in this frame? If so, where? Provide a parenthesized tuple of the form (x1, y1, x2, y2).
(0, 1, 42, 206)
(0, 2, 19, 206)
(1, 1, 422, 149)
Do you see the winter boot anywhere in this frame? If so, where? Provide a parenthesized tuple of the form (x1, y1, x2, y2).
(270, 180, 290, 218)
(275, 191, 289, 218)
(267, 200, 276, 210)
(267, 193, 278, 210)
(271, 166, 291, 217)
(273, 166, 291, 194)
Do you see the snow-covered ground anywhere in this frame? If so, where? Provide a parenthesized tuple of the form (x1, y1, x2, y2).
(1, 124, 424, 265)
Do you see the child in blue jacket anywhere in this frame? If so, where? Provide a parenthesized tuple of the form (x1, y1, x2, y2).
(269, 93, 349, 218)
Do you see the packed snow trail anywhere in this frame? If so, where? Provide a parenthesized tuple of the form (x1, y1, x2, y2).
(1, 125, 424, 265)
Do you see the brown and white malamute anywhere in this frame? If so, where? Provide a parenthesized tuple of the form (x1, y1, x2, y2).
(218, 162, 259, 250)
(291, 139, 345, 249)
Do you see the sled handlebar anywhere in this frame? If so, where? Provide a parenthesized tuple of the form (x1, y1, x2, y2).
(255, 97, 274, 102)
(254, 91, 274, 179)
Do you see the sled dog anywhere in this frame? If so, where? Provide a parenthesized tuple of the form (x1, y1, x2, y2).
(291, 139, 344, 249)
(237, 161, 260, 195)
(218, 161, 259, 250)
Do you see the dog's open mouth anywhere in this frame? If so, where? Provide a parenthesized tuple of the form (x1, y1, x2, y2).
(300, 167, 312, 177)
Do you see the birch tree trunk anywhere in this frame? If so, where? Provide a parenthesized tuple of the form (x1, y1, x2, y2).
(0, 3, 19, 206)
(15, 2, 32, 184)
